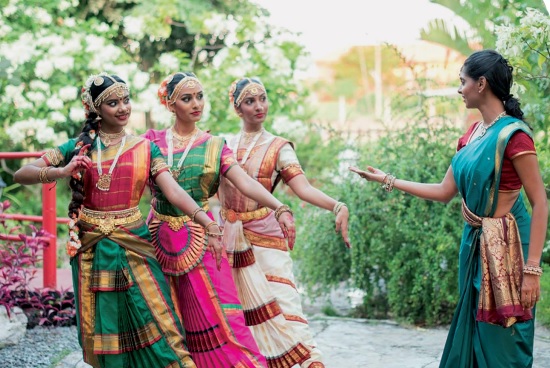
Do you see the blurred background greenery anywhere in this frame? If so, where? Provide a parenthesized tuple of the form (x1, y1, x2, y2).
(1, 0, 549, 326)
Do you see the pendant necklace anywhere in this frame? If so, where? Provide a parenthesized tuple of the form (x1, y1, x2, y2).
(479, 111, 506, 138)
(99, 129, 126, 146)
(96, 134, 127, 191)
(166, 127, 199, 180)
(232, 128, 264, 166)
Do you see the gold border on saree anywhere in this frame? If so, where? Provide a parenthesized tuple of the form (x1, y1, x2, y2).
(152, 205, 209, 232)
(79, 206, 142, 235)
(220, 207, 269, 223)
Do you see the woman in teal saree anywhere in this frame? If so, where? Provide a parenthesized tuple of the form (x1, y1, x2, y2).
(350, 50, 548, 367)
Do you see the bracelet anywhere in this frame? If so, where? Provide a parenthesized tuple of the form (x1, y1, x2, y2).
(524, 264, 543, 276)
(190, 207, 205, 222)
(333, 201, 347, 215)
(274, 204, 293, 221)
(205, 221, 219, 231)
(205, 231, 223, 238)
(38, 166, 55, 183)
(381, 173, 396, 193)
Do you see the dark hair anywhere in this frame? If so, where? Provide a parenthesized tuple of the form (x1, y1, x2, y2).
(229, 77, 264, 107)
(67, 74, 127, 220)
(462, 49, 524, 121)
(167, 71, 198, 97)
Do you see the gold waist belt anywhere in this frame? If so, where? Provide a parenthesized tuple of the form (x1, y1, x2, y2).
(221, 207, 270, 223)
(79, 206, 142, 235)
(152, 204, 210, 232)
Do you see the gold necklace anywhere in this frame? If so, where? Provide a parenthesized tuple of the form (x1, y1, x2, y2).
(242, 128, 264, 145)
(479, 111, 506, 137)
(172, 127, 198, 149)
(96, 135, 127, 191)
(99, 129, 126, 146)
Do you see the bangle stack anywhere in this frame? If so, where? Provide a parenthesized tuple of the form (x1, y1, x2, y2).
(381, 173, 396, 193)
(205, 221, 223, 238)
(333, 201, 347, 215)
(524, 264, 543, 276)
(190, 207, 205, 222)
(274, 205, 293, 221)
(38, 167, 55, 183)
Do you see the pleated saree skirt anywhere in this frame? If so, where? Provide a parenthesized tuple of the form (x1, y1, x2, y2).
(149, 214, 267, 368)
(71, 220, 195, 368)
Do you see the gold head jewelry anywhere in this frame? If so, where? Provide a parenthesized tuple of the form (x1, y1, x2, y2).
(166, 73, 202, 106)
(81, 72, 130, 116)
(234, 81, 266, 107)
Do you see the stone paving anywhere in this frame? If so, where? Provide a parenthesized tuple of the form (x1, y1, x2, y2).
(55, 315, 550, 368)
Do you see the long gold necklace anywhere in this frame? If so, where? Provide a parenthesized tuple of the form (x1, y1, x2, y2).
(232, 128, 264, 165)
(479, 111, 506, 137)
(99, 129, 126, 146)
(166, 127, 200, 180)
(96, 135, 127, 191)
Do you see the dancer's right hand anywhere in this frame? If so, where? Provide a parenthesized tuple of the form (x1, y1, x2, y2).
(62, 144, 92, 178)
(278, 212, 296, 250)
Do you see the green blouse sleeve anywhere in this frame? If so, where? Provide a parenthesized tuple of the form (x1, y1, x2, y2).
(41, 138, 78, 167)
(149, 141, 170, 178)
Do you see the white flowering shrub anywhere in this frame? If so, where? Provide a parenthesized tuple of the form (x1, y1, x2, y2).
(496, 8, 550, 135)
(0, 0, 148, 149)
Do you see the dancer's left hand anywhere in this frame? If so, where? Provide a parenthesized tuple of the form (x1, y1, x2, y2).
(521, 273, 540, 309)
(278, 212, 296, 250)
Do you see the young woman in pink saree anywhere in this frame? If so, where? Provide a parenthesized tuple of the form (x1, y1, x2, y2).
(144, 72, 297, 368)
(217, 77, 351, 368)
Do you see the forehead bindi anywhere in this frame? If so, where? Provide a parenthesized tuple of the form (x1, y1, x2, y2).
(103, 92, 129, 104)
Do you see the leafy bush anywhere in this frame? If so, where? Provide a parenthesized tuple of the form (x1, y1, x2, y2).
(536, 263, 550, 327)
(295, 113, 465, 326)
(0, 201, 76, 328)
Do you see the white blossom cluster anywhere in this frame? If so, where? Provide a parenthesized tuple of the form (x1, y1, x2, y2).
(1, 2, 149, 147)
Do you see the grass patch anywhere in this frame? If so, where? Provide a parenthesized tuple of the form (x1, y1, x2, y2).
(537, 263, 550, 327)
(321, 305, 341, 317)
(48, 349, 73, 368)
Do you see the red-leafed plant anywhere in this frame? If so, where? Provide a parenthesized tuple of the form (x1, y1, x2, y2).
(0, 200, 76, 328)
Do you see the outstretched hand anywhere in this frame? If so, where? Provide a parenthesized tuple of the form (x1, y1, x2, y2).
(335, 206, 351, 248)
(349, 166, 386, 184)
(278, 212, 296, 250)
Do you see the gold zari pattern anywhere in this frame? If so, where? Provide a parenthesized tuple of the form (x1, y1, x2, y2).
(41, 148, 64, 167)
(220, 207, 270, 224)
(152, 205, 209, 232)
(79, 207, 142, 235)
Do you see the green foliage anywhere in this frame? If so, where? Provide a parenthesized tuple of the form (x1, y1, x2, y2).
(421, 0, 548, 55)
(537, 263, 550, 327)
(295, 88, 465, 325)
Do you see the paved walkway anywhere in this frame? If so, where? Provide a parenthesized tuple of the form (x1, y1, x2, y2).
(55, 316, 550, 368)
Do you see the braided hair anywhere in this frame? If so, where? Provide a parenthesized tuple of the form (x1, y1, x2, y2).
(462, 49, 525, 122)
(67, 74, 128, 221)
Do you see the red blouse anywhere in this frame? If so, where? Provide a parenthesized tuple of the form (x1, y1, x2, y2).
(457, 122, 536, 191)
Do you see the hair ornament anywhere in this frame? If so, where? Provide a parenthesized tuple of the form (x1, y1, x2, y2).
(80, 72, 129, 118)
(233, 79, 266, 107)
(158, 72, 202, 108)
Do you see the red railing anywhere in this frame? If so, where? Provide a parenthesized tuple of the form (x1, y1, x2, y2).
(0, 152, 70, 289)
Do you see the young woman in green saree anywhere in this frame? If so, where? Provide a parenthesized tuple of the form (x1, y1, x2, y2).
(350, 49, 548, 367)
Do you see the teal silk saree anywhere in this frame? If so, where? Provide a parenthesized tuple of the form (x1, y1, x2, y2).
(442, 117, 535, 368)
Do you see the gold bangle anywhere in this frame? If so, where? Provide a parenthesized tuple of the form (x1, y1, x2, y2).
(206, 231, 223, 238)
(333, 201, 347, 215)
(190, 207, 205, 222)
(205, 221, 219, 231)
(38, 166, 55, 183)
(524, 264, 543, 276)
(274, 205, 293, 221)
